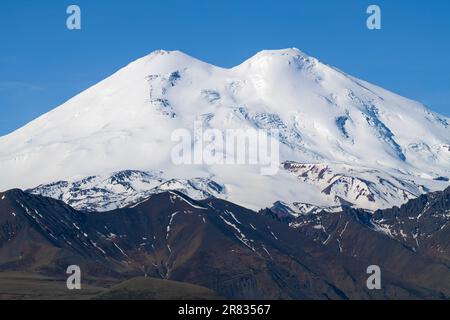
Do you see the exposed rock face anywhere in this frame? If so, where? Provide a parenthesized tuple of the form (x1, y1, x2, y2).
(1, 187, 449, 299)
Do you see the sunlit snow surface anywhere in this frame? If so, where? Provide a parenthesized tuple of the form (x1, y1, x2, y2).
(1, 49, 449, 212)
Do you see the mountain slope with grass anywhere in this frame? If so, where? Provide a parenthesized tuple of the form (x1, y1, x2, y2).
(0, 187, 449, 299)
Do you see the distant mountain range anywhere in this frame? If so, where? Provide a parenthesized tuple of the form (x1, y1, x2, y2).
(0, 186, 448, 299)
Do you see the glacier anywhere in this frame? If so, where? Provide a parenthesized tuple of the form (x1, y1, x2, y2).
(0, 48, 449, 212)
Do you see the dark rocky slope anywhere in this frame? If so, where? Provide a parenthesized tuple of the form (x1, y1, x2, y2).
(0, 188, 449, 299)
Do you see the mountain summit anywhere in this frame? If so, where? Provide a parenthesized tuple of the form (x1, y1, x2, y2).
(0, 49, 449, 212)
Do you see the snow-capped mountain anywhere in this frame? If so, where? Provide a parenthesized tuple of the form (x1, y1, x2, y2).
(28, 170, 226, 212)
(0, 48, 449, 212)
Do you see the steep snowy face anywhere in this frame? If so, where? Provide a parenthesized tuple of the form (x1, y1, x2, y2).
(233, 49, 449, 169)
(0, 48, 449, 212)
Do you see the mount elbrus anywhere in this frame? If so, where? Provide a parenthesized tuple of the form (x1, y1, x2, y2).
(0, 48, 449, 214)
(0, 49, 449, 300)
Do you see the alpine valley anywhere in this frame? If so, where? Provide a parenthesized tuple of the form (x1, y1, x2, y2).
(0, 49, 449, 299)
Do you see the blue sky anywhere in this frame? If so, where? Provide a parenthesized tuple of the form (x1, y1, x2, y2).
(1, 0, 449, 136)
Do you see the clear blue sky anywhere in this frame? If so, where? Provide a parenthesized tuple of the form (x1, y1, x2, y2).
(1, 0, 449, 136)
